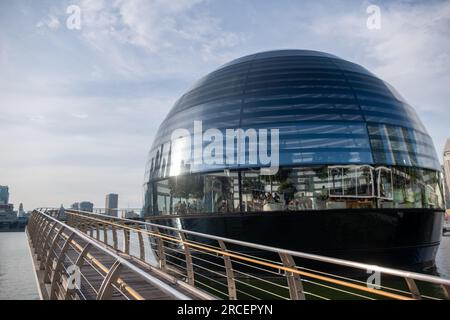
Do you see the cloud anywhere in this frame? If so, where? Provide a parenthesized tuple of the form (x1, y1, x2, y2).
(1, 0, 449, 209)
(36, 14, 61, 29)
(75, 0, 245, 77)
(70, 113, 89, 119)
(308, 1, 450, 110)
(305, 0, 450, 153)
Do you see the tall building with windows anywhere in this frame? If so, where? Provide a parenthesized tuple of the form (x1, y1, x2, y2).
(71, 201, 94, 212)
(443, 139, 450, 210)
(0, 186, 9, 205)
(105, 194, 118, 217)
(0, 186, 26, 231)
(143, 50, 445, 267)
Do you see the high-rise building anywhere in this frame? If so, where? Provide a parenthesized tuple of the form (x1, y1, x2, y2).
(0, 186, 9, 205)
(443, 139, 450, 209)
(18, 203, 25, 218)
(71, 201, 94, 212)
(0, 186, 26, 231)
(105, 194, 118, 217)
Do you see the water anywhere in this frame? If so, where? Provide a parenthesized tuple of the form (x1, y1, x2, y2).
(0, 233, 39, 300)
(435, 234, 450, 279)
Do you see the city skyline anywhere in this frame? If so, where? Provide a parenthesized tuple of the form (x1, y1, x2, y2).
(1, 0, 450, 209)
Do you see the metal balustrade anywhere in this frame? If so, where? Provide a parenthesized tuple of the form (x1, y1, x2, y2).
(35, 207, 450, 300)
(26, 209, 209, 300)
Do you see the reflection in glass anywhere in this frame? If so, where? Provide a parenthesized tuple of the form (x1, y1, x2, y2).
(144, 165, 444, 216)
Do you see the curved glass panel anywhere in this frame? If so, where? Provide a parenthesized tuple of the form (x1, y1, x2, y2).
(146, 50, 441, 196)
(143, 165, 445, 216)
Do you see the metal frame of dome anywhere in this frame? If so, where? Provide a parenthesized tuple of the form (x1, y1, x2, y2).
(142, 50, 445, 268)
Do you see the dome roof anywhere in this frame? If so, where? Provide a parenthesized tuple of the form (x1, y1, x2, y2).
(147, 50, 440, 179)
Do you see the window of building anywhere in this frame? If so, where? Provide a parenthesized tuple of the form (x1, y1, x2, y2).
(144, 165, 444, 216)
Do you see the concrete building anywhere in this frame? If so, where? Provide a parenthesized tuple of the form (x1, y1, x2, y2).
(105, 194, 118, 217)
(443, 139, 450, 210)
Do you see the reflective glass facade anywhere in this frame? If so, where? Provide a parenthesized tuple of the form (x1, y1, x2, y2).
(144, 50, 444, 216)
(144, 166, 444, 215)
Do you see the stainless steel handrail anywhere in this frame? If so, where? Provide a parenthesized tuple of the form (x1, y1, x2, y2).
(28, 209, 193, 300)
(40, 207, 450, 300)
(53, 207, 450, 288)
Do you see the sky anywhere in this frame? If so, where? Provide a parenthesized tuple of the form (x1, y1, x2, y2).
(0, 0, 449, 210)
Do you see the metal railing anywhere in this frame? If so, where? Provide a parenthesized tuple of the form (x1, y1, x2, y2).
(93, 208, 142, 219)
(40, 207, 450, 300)
(26, 209, 199, 300)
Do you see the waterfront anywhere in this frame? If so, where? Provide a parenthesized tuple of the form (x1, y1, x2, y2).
(0, 232, 39, 300)
(436, 233, 450, 279)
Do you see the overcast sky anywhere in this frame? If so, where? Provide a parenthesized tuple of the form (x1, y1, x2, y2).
(1, 0, 449, 210)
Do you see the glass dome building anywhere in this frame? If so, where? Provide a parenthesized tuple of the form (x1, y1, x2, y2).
(144, 50, 445, 267)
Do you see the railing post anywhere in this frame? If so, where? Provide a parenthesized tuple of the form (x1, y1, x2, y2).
(32, 214, 46, 245)
(218, 240, 237, 300)
(279, 252, 305, 300)
(27, 212, 39, 243)
(64, 243, 92, 300)
(111, 224, 118, 250)
(74, 243, 92, 267)
(44, 227, 66, 283)
(69, 213, 78, 229)
(136, 223, 145, 260)
(404, 277, 422, 300)
(95, 223, 101, 241)
(27, 212, 38, 236)
(180, 232, 195, 286)
(38, 222, 58, 269)
(50, 232, 75, 300)
(30, 215, 45, 253)
(78, 217, 87, 233)
(35, 218, 51, 257)
(89, 221, 94, 237)
(36, 213, 47, 238)
(65, 212, 72, 226)
(123, 226, 130, 255)
(152, 227, 167, 271)
(37, 221, 56, 253)
(103, 222, 109, 245)
(441, 284, 450, 300)
(97, 260, 123, 300)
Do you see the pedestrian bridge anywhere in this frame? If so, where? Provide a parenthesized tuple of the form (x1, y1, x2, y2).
(26, 208, 450, 300)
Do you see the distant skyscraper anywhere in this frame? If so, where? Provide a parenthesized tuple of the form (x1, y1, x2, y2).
(18, 203, 25, 217)
(70, 202, 79, 209)
(0, 186, 9, 205)
(80, 201, 94, 212)
(105, 194, 118, 216)
(71, 201, 94, 212)
(443, 139, 450, 209)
